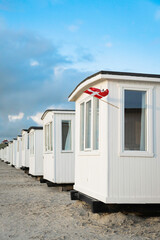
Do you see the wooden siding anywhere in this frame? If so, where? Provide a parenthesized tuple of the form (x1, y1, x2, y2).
(43, 110, 75, 184)
(74, 78, 160, 203)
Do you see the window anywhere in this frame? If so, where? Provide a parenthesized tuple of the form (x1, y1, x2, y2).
(62, 120, 72, 151)
(120, 86, 154, 157)
(80, 103, 84, 151)
(29, 132, 34, 155)
(93, 97, 99, 150)
(85, 100, 91, 148)
(124, 90, 146, 151)
(45, 122, 53, 151)
(80, 97, 99, 151)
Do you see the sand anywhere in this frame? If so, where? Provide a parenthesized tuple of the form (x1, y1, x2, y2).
(0, 161, 160, 240)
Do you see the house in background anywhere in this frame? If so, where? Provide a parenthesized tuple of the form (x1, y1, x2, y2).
(9, 141, 13, 165)
(28, 126, 43, 177)
(12, 138, 17, 167)
(21, 129, 29, 171)
(41, 109, 75, 186)
(69, 70, 160, 211)
(16, 135, 22, 169)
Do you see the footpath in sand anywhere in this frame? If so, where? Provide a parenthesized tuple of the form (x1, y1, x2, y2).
(0, 161, 160, 240)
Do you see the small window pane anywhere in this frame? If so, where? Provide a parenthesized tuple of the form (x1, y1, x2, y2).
(45, 124, 49, 151)
(50, 122, 53, 151)
(85, 100, 91, 149)
(93, 98, 99, 150)
(62, 120, 71, 150)
(125, 90, 147, 151)
(80, 103, 84, 151)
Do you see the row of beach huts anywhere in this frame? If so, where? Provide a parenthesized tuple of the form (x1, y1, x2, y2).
(1, 70, 160, 213)
(0, 109, 75, 186)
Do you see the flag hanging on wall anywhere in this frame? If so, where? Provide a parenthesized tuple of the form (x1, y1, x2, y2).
(84, 87, 109, 99)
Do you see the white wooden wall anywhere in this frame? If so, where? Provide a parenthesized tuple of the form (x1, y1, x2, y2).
(74, 81, 108, 203)
(13, 140, 17, 166)
(43, 111, 75, 184)
(43, 111, 55, 182)
(16, 137, 22, 169)
(74, 78, 160, 204)
(9, 143, 13, 165)
(29, 129, 43, 176)
(54, 112, 75, 183)
(107, 80, 160, 203)
(22, 131, 29, 168)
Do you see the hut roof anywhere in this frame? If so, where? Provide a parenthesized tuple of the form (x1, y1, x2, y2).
(41, 109, 75, 120)
(28, 126, 43, 133)
(68, 70, 160, 101)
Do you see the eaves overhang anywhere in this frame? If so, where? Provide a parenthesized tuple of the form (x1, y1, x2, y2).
(68, 70, 160, 102)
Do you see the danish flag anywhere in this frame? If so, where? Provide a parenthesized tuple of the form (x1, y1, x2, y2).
(84, 87, 109, 99)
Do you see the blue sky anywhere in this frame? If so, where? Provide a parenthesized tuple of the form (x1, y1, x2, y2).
(0, 0, 160, 141)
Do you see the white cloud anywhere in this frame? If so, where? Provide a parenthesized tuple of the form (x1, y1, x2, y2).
(68, 25, 79, 32)
(8, 112, 24, 122)
(105, 42, 113, 48)
(155, 9, 160, 20)
(68, 20, 83, 32)
(47, 104, 70, 109)
(27, 112, 43, 125)
(30, 60, 39, 67)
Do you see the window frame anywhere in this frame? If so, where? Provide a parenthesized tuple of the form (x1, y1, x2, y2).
(61, 120, 73, 152)
(120, 85, 154, 157)
(79, 96, 100, 153)
(44, 122, 53, 152)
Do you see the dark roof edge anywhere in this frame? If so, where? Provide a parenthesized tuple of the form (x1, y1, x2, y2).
(21, 129, 28, 132)
(41, 109, 75, 120)
(28, 126, 43, 132)
(68, 70, 160, 99)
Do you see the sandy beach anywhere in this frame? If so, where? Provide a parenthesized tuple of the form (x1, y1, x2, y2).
(0, 161, 160, 240)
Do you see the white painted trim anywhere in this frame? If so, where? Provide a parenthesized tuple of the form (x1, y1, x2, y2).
(61, 119, 74, 152)
(104, 197, 160, 204)
(119, 84, 154, 157)
(74, 185, 107, 203)
(69, 73, 160, 102)
(74, 185, 160, 204)
(78, 96, 100, 153)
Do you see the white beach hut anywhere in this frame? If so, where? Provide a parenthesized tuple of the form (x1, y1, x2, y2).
(0, 149, 1, 159)
(21, 129, 29, 170)
(4, 145, 9, 163)
(16, 135, 22, 169)
(0, 148, 4, 161)
(69, 70, 160, 210)
(1, 148, 4, 161)
(41, 109, 75, 185)
(3, 146, 6, 162)
(12, 138, 17, 167)
(28, 126, 43, 176)
(9, 141, 13, 165)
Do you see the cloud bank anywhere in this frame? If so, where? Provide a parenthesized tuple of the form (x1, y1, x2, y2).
(8, 112, 24, 122)
(0, 28, 91, 142)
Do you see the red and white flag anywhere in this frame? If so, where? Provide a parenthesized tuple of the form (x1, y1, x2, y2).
(84, 87, 109, 99)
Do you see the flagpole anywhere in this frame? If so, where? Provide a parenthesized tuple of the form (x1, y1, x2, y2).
(99, 98, 119, 109)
